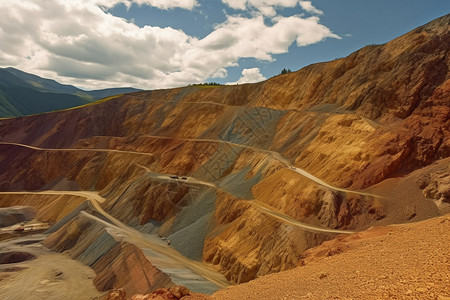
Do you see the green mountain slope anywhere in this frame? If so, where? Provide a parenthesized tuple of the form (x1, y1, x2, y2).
(5, 67, 83, 94)
(0, 68, 140, 118)
(6, 67, 140, 99)
(0, 69, 89, 117)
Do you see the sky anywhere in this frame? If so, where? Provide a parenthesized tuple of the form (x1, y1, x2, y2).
(0, 0, 448, 91)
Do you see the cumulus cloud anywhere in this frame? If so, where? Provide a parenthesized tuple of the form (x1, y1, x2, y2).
(0, 0, 339, 90)
(222, 0, 324, 16)
(299, 1, 323, 15)
(227, 68, 266, 84)
(222, 0, 298, 16)
(94, 0, 198, 10)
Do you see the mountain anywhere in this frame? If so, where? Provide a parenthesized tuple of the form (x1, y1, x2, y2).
(0, 14, 448, 299)
(4, 67, 84, 94)
(0, 67, 140, 118)
(85, 87, 142, 100)
(5, 67, 140, 99)
(0, 68, 90, 117)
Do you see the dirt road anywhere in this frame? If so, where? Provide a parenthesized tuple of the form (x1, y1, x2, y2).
(0, 190, 230, 290)
(0, 138, 379, 198)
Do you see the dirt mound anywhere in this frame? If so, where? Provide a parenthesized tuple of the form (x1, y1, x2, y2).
(43, 213, 174, 295)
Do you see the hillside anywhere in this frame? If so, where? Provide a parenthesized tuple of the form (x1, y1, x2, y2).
(0, 14, 448, 299)
(101, 213, 450, 300)
(5, 67, 84, 94)
(0, 68, 90, 117)
(0, 68, 140, 117)
(211, 213, 450, 300)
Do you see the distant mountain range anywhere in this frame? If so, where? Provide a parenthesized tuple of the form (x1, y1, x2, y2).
(0, 67, 140, 117)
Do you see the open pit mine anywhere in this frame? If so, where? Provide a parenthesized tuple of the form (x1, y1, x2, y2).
(0, 14, 449, 300)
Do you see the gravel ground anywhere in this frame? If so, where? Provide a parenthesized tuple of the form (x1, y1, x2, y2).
(212, 214, 450, 300)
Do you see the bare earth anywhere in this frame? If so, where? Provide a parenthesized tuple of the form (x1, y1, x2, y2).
(0, 234, 101, 300)
(212, 214, 450, 300)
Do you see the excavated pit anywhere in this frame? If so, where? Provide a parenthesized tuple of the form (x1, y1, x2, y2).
(0, 251, 36, 264)
(15, 239, 41, 246)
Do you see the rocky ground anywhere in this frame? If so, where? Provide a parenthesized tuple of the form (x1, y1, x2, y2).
(211, 214, 450, 300)
(101, 213, 450, 299)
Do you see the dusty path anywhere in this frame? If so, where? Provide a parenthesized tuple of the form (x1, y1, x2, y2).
(79, 211, 226, 293)
(136, 135, 380, 197)
(0, 190, 106, 203)
(251, 201, 355, 235)
(135, 98, 382, 129)
(79, 200, 231, 290)
(0, 139, 379, 198)
(136, 165, 355, 235)
(287, 166, 381, 197)
(0, 142, 155, 158)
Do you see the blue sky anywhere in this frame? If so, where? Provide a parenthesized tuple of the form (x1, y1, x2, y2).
(0, 0, 448, 90)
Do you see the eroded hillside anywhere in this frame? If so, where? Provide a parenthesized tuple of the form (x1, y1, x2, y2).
(0, 14, 448, 299)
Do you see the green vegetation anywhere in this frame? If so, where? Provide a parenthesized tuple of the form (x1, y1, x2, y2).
(0, 67, 140, 118)
(280, 68, 292, 75)
(0, 68, 89, 118)
(189, 82, 222, 87)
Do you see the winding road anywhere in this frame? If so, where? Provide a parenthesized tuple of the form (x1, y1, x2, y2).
(135, 164, 355, 235)
(0, 140, 369, 234)
(134, 135, 380, 197)
(0, 137, 379, 198)
(0, 142, 156, 158)
(0, 190, 230, 289)
(251, 201, 355, 235)
(0, 135, 361, 291)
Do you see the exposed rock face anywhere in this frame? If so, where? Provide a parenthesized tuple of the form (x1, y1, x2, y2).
(100, 286, 207, 300)
(212, 214, 450, 300)
(251, 168, 365, 229)
(0, 194, 86, 224)
(0, 206, 36, 227)
(0, 14, 448, 286)
(203, 203, 334, 283)
(93, 242, 173, 295)
(101, 174, 191, 225)
(417, 164, 450, 212)
(43, 213, 174, 295)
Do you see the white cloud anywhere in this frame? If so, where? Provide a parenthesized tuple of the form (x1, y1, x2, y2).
(0, 0, 339, 90)
(211, 68, 228, 78)
(134, 0, 198, 10)
(222, 1, 324, 17)
(227, 68, 266, 84)
(222, 0, 298, 16)
(92, 0, 198, 10)
(299, 1, 323, 15)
